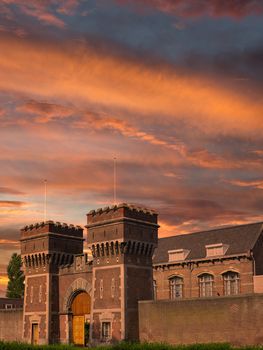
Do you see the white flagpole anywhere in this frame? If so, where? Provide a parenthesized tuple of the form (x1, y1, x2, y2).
(44, 179, 47, 221)
(113, 157, 117, 205)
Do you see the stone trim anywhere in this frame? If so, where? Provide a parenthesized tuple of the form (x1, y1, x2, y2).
(62, 278, 92, 313)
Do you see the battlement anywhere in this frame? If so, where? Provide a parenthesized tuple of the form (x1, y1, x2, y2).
(21, 220, 83, 240)
(87, 203, 157, 226)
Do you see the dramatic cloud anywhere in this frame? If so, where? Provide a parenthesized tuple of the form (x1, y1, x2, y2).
(0, 34, 262, 139)
(0, 187, 25, 195)
(0, 0, 81, 28)
(18, 100, 74, 123)
(229, 179, 263, 190)
(0, 0, 263, 275)
(117, 0, 263, 19)
(0, 201, 26, 207)
(182, 47, 263, 93)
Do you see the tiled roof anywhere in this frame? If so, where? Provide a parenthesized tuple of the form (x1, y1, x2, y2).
(154, 222, 263, 264)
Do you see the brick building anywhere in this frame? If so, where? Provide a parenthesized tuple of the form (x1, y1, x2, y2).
(18, 203, 263, 345)
(0, 298, 23, 310)
(153, 222, 263, 300)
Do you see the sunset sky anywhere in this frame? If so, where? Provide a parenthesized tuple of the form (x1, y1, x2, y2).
(0, 0, 263, 296)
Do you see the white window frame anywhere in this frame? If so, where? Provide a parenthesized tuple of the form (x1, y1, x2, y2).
(169, 276, 183, 299)
(223, 271, 240, 295)
(101, 321, 111, 341)
(199, 273, 214, 297)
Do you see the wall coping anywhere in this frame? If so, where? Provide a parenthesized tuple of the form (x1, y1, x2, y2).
(138, 293, 263, 304)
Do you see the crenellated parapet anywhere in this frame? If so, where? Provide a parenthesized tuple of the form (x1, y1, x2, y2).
(21, 220, 83, 239)
(86, 203, 158, 262)
(87, 203, 158, 226)
(20, 220, 84, 273)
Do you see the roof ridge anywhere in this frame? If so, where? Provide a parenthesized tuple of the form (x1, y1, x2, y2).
(159, 221, 263, 241)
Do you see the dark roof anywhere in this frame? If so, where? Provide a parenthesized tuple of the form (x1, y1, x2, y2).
(0, 298, 23, 309)
(154, 222, 263, 264)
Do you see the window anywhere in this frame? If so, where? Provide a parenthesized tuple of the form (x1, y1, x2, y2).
(169, 276, 183, 299)
(5, 304, 13, 309)
(199, 273, 214, 297)
(153, 280, 157, 300)
(205, 243, 229, 257)
(101, 322, 111, 341)
(223, 271, 239, 295)
(168, 249, 190, 262)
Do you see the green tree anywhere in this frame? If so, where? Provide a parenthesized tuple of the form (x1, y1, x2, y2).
(6, 253, 25, 298)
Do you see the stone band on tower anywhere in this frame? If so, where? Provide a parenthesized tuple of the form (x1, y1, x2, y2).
(86, 203, 158, 342)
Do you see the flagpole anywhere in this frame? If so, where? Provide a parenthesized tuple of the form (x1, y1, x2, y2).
(44, 179, 47, 221)
(113, 157, 117, 205)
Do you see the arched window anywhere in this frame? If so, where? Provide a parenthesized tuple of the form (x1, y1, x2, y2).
(199, 273, 214, 297)
(169, 276, 183, 299)
(223, 271, 239, 295)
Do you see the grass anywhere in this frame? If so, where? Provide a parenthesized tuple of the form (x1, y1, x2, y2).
(0, 342, 263, 350)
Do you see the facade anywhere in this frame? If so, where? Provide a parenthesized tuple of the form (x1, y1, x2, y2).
(153, 222, 263, 300)
(18, 203, 263, 345)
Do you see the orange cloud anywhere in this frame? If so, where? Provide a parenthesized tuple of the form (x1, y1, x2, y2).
(0, 201, 26, 207)
(0, 34, 262, 140)
(18, 100, 74, 123)
(11, 100, 251, 170)
(0, 187, 25, 195)
(229, 179, 263, 190)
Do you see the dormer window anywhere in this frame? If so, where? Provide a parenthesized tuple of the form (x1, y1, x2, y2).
(168, 249, 190, 262)
(205, 243, 229, 257)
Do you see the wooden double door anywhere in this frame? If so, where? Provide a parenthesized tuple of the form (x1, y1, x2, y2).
(71, 292, 91, 346)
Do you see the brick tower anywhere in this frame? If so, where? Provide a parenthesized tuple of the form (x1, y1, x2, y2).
(20, 221, 83, 344)
(86, 203, 158, 343)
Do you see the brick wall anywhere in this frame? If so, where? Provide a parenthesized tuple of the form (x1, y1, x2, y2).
(139, 294, 263, 345)
(153, 257, 254, 299)
(0, 309, 23, 342)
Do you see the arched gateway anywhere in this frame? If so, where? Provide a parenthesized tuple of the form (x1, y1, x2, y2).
(63, 278, 92, 346)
